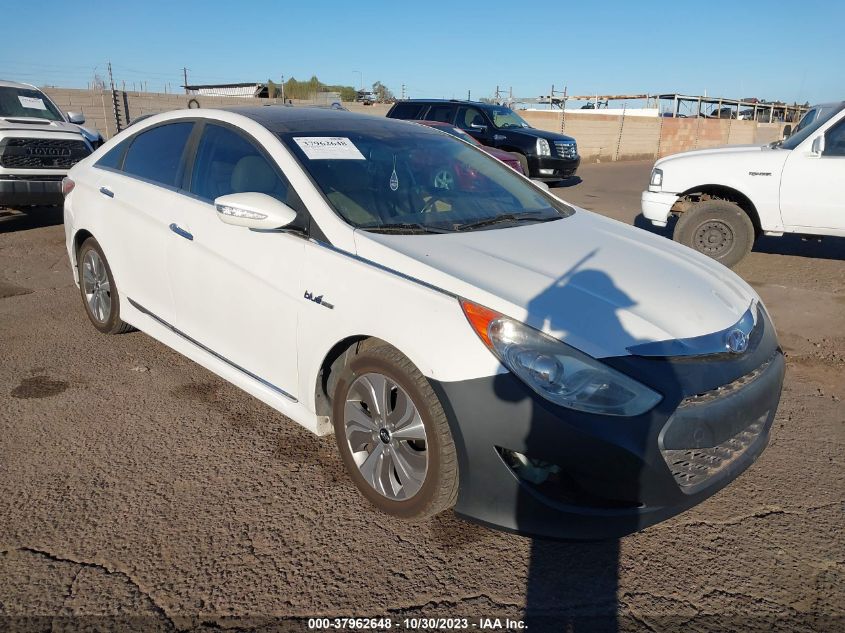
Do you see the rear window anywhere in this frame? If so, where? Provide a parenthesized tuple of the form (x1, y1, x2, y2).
(424, 105, 456, 124)
(389, 102, 425, 120)
(122, 122, 193, 187)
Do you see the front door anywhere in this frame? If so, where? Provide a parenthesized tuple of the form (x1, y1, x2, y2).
(167, 122, 305, 400)
(780, 116, 845, 231)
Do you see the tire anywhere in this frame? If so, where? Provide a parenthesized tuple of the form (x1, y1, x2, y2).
(673, 199, 754, 268)
(77, 237, 134, 334)
(331, 342, 458, 520)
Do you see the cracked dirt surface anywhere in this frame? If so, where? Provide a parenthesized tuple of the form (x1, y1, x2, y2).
(0, 163, 843, 632)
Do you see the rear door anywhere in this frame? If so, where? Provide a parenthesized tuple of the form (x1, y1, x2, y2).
(780, 114, 845, 231)
(92, 121, 194, 323)
(166, 122, 305, 400)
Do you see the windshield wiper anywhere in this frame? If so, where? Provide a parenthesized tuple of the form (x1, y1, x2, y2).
(358, 222, 453, 234)
(453, 213, 559, 232)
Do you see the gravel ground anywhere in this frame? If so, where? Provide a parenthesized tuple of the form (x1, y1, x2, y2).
(0, 161, 842, 632)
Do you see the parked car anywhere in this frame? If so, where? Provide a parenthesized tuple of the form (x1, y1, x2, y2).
(642, 101, 845, 267)
(413, 120, 526, 175)
(0, 80, 101, 209)
(386, 99, 579, 182)
(64, 107, 784, 539)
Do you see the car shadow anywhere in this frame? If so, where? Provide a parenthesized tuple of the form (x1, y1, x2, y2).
(489, 253, 682, 629)
(0, 206, 63, 234)
(551, 176, 583, 188)
(633, 213, 845, 262)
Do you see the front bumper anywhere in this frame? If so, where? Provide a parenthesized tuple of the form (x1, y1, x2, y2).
(527, 154, 581, 181)
(0, 176, 63, 207)
(641, 190, 679, 227)
(431, 309, 784, 540)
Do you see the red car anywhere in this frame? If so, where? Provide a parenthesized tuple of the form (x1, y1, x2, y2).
(414, 120, 526, 175)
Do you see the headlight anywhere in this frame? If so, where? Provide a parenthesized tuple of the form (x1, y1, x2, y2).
(461, 300, 662, 416)
(650, 168, 663, 187)
(536, 138, 551, 156)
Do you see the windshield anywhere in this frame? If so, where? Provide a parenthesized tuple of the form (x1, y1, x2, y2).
(781, 104, 844, 150)
(0, 86, 64, 121)
(488, 107, 531, 129)
(281, 126, 571, 233)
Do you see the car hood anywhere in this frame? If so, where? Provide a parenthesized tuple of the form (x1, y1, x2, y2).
(354, 209, 758, 359)
(0, 116, 86, 135)
(655, 143, 768, 166)
(483, 146, 519, 162)
(508, 126, 576, 143)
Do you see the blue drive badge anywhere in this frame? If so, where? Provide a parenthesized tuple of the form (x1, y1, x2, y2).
(389, 155, 399, 191)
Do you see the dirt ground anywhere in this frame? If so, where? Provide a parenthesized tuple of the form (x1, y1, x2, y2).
(0, 161, 842, 632)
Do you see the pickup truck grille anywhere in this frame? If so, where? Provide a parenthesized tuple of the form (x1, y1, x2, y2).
(0, 138, 90, 170)
(554, 140, 577, 160)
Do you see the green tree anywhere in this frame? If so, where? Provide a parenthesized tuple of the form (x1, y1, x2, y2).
(372, 81, 394, 102)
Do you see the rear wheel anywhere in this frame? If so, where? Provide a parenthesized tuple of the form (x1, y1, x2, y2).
(77, 237, 133, 334)
(673, 199, 754, 268)
(332, 342, 458, 519)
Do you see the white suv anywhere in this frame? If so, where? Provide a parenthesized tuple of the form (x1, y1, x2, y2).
(642, 101, 845, 267)
(63, 107, 784, 539)
(0, 80, 99, 209)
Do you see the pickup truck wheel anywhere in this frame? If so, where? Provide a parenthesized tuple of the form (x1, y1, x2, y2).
(77, 237, 134, 334)
(332, 342, 458, 520)
(673, 200, 754, 268)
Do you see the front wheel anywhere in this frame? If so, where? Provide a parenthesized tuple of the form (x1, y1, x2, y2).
(673, 200, 754, 268)
(332, 342, 458, 520)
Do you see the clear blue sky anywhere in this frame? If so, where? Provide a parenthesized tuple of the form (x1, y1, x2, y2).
(2, 0, 842, 105)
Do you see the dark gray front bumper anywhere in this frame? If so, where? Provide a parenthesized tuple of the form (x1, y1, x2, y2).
(0, 178, 63, 207)
(430, 310, 784, 540)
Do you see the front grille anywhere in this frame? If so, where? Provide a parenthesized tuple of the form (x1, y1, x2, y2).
(0, 138, 90, 170)
(662, 417, 766, 489)
(660, 355, 777, 491)
(554, 140, 577, 159)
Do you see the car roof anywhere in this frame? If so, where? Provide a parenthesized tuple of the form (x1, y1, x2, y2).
(393, 98, 494, 108)
(217, 104, 434, 135)
(0, 79, 39, 90)
(808, 101, 845, 109)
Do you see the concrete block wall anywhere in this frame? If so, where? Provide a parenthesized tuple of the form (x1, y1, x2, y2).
(41, 88, 790, 161)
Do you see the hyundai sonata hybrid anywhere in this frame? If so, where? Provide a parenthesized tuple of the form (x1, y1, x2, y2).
(63, 107, 784, 539)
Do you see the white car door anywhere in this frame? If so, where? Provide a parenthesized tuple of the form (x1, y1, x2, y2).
(166, 122, 305, 401)
(91, 121, 195, 323)
(780, 114, 845, 231)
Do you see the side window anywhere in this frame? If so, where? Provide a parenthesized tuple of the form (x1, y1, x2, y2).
(456, 106, 487, 131)
(189, 124, 298, 209)
(424, 105, 456, 124)
(122, 122, 193, 187)
(824, 119, 845, 157)
(389, 102, 425, 120)
(95, 140, 128, 170)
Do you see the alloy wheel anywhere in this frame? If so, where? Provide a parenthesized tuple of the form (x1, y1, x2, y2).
(344, 372, 428, 500)
(81, 249, 111, 323)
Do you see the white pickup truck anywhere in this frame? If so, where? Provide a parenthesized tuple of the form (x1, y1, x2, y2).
(642, 101, 845, 267)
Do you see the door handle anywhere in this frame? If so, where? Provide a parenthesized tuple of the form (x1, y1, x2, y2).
(99, 186, 114, 198)
(169, 223, 193, 241)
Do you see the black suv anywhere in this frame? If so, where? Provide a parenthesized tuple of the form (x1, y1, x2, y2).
(386, 99, 579, 181)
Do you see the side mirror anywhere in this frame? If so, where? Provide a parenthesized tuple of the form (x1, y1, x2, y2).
(67, 111, 85, 124)
(782, 124, 792, 139)
(811, 136, 825, 156)
(214, 192, 297, 230)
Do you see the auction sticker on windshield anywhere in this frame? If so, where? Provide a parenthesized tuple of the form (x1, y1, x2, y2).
(293, 137, 365, 160)
(18, 96, 47, 110)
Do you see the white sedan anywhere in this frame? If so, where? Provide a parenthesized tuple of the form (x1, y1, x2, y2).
(63, 107, 784, 539)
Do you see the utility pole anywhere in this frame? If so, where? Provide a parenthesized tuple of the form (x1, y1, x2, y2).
(280, 75, 285, 103)
(467, 89, 471, 101)
(182, 67, 189, 94)
(401, 84, 406, 100)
